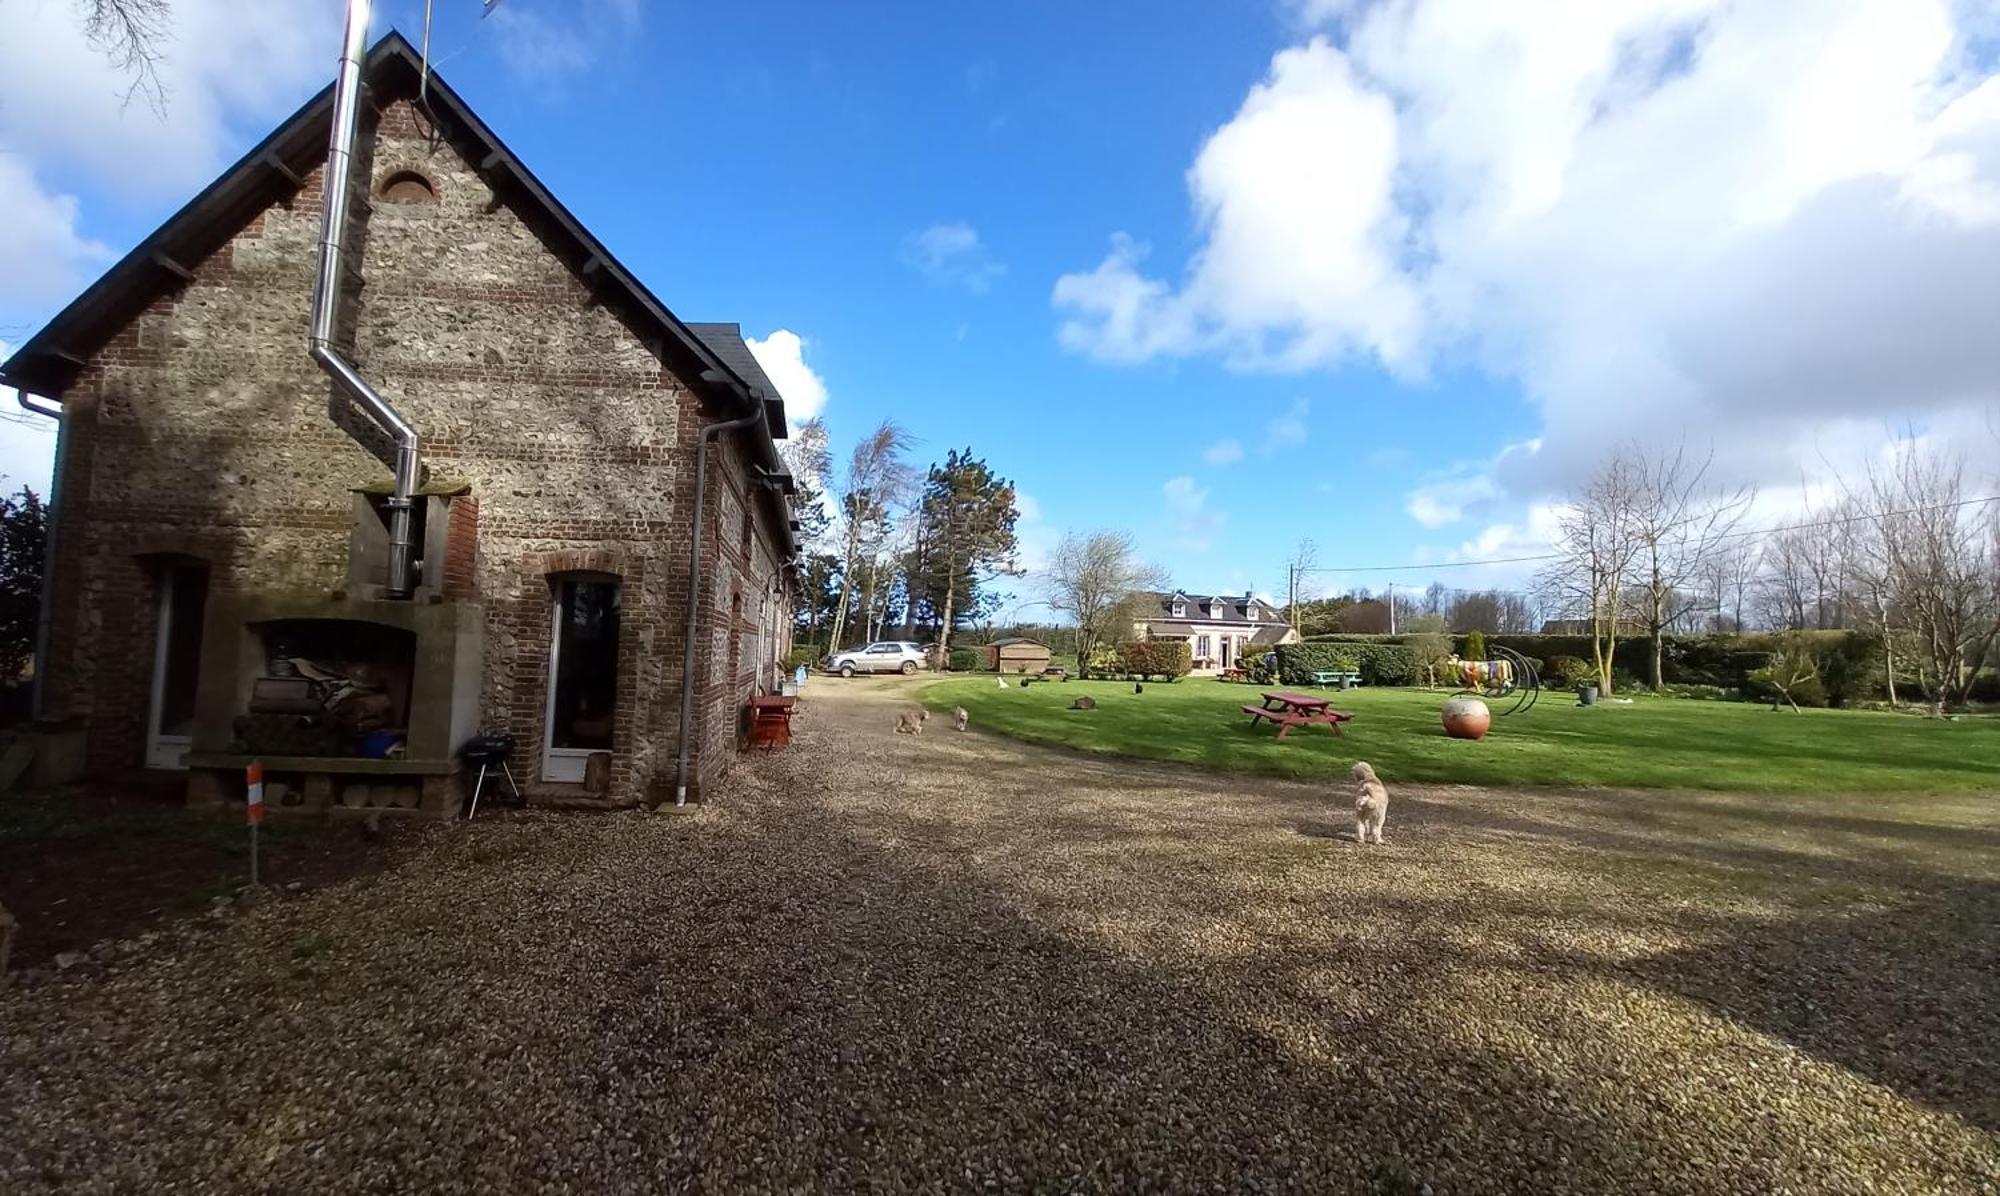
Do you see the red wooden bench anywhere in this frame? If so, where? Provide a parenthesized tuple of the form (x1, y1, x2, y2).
(1241, 692, 1353, 741)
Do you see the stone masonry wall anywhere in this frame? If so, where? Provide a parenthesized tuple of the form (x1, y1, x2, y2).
(40, 97, 785, 804)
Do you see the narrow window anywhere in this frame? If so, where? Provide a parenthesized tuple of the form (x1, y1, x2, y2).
(542, 575, 621, 782)
(146, 563, 210, 770)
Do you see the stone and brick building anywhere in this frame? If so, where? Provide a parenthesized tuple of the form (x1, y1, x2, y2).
(0, 34, 798, 812)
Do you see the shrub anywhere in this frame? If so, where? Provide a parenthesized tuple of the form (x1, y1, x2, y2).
(1239, 651, 1278, 684)
(1116, 639, 1193, 681)
(947, 646, 982, 672)
(1818, 632, 1884, 706)
(1542, 655, 1590, 688)
(783, 644, 824, 671)
(1275, 641, 1416, 686)
(1656, 683, 1738, 701)
(1747, 632, 1827, 710)
(1083, 642, 1121, 678)
(1463, 630, 1488, 662)
(1403, 631, 1453, 686)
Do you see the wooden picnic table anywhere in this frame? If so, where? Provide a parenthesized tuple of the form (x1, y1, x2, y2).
(1311, 669, 1362, 689)
(1241, 691, 1354, 740)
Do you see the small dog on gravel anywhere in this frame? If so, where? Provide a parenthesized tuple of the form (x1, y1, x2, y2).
(953, 706, 969, 732)
(1351, 761, 1389, 844)
(895, 709, 929, 735)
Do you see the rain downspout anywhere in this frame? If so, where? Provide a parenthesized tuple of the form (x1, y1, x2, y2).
(12, 388, 63, 719)
(309, 0, 422, 597)
(673, 406, 765, 807)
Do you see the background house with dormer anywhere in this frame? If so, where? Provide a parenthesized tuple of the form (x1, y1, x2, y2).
(1134, 592, 1298, 675)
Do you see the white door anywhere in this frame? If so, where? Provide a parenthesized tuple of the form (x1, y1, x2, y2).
(542, 576, 622, 783)
(146, 566, 208, 770)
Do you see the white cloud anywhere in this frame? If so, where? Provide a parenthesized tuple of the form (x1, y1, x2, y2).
(1265, 398, 1309, 449)
(1405, 438, 1539, 527)
(0, 156, 112, 312)
(1162, 475, 1227, 551)
(1054, 39, 1419, 370)
(0, 0, 334, 199)
(901, 222, 1006, 293)
(0, 0, 334, 331)
(1056, 2, 2000, 502)
(1405, 475, 1500, 529)
(1204, 438, 1245, 465)
(488, 0, 642, 79)
(745, 329, 829, 425)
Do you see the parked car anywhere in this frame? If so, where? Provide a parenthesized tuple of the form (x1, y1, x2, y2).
(827, 641, 927, 677)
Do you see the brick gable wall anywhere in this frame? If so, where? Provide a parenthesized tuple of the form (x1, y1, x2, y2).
(38, 98, 786, 805)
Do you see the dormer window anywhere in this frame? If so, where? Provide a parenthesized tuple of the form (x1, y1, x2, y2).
(1248, 603, 1259, 621)
(1171, 602, 1186, 618)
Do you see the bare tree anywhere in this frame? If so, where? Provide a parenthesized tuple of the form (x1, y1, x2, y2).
(1863, 446, 2000, 713)
(1284, 538, 1317, 628)
(1698, 538, 1760, 631)
(1843, 498, 1903, 705)
(81, 0, 173, 110)
(1044, 531, 1170, 679)
(777, 416, 832, 549)
(1404, 630, 1453, 686)
(1540, 447, 1646, 693)
(1751, 632, 1821, 712)
(826, 421, 914, 651)
(1629, 444, 1754, 689)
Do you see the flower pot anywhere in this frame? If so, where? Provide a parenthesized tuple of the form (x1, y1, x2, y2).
(1577, 684, 1599, 707)
(1441, 696, 1491, 740)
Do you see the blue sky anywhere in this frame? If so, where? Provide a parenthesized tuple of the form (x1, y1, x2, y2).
(5, 0, 1999, 614)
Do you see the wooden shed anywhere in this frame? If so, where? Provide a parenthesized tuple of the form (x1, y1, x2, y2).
(986, 638, 1052, 674)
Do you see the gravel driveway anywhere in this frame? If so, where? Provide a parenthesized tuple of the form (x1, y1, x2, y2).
(3, 677, 1996, 1194)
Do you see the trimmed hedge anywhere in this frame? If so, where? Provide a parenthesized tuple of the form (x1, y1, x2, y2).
(1295, 629, 1893, 703)
(1276, 641, 1416, 686)
(1116, 639, 1193, 681)
(947, 646, 982, 672)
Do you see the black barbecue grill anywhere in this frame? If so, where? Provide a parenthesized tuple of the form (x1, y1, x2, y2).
(459, 732, 520, 819)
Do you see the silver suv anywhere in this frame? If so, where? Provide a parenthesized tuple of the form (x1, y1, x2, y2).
(828, 641, 927, 677)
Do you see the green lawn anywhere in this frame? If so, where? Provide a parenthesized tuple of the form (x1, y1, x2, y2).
(922, 677, 2000, 793)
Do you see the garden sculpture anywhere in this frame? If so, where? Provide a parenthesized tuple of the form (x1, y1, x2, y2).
(1451, 644, 1541, 715)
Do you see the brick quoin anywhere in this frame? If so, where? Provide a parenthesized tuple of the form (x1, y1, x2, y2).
(19, 51, 793, 810)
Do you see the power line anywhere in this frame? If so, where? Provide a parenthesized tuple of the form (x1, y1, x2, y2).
(1293, 493, 2000, 577)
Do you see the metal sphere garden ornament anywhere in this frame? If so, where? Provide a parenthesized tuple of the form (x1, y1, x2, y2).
(1441, 695, 1492, 739)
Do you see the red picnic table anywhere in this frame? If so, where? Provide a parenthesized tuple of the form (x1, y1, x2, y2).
(747, 695, 797, 749)
(1241, 691, 1354, 740)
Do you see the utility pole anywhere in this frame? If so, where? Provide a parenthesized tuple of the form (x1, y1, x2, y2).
(1387, 582, 1396, 635)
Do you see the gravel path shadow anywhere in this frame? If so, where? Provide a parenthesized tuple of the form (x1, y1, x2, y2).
(1, 675, 1994, 1193)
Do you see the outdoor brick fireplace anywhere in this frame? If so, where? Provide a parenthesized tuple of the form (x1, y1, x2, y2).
(184, 591, 482, 817)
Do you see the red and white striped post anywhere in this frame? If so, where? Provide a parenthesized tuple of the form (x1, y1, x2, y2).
(245, 762, 265, 888)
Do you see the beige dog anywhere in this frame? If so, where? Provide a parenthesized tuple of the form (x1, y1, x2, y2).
(1351, 761, 1389, 844)
(953, 706, 969, 732)
(895, 709, 929, 735)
